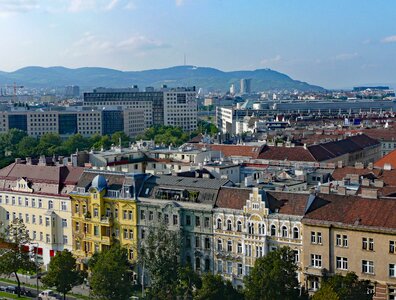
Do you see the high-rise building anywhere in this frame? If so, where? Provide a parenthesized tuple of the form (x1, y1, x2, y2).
(65, 86, 80, 98)
(240, 79, 252, 94)
(230, 84, 236, 95)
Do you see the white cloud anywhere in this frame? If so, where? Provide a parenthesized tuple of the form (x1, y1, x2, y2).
(381, 35, 396, 43)
(0, 0, 39, 17)
(333, 52, 358, 61)
(260, 54, 281, 65)
(61, 32, 170, 58)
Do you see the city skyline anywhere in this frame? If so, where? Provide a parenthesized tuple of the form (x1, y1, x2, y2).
(1, 0, 396, 88)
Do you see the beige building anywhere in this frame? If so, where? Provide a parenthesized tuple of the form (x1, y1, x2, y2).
(301, 193, 396, 300)
(0, 157, 84, 266)
(213, 187, 310, 287)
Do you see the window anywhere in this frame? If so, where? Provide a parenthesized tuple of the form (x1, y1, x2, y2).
(237, 243, 242, 254)
(94, 226, 99, 236)
(311, 232, 322, 244)
(129, 249, 134, 260)
(362, 238, 374, 251)
(336, 234, 342, 246)
(227, 240, 233, 252)
(195, 216, 200, 227)
(294, 250, 299, 263)
(227, 219, 232, 231)
(245, 244, 252, 257)
(390, 241, 395, 254)
(271, 224, 276, 236)
(164, 214, 169, 224)
(33, 231, 36, 240)
(336, 257, 348, 270)
(149, 211, 153, 221)
(237, 263, 243, 276)
(195, 258, 201, 271)
(195, 236, 200, 248)
(248, 222, 254, 234)
(282, 226, 288, 237)
(129, 230, 133, 239)
(362, 260, 374, 274)
(204, 217, 210, 228)
(317, 232, 322, 244)
(388, 287, 396, 300)
(38, 199, 42, 208)
(39, 216, 43, 225)
(48, 200, 53, 209)
(140, 210, 145, 220)
(226, 261, 233, 274)
(217, 260, 223, 273)
(255, 246, 264, 257)
(61, 201, 67, 211)
(173, 215, 178, 225)
(186, 215, 191, 226)
(128, 210, 133, 220)
(62, 219, 67, 227)
(343, 235, 348, 247)
(390, 264, 396, 278)
(311, 254, 322, 268)
(75, 222, 80, 231)
(31, 198, 35, 207)
(259, 223, 265, 235)
(123, 210, 127, 219)
(141, 229, 145, 239)
(32, 215, 36, 224)
(237, 221, 242, 232)
(6, 211, 9, 220)
(293, 227, 299, 239)
(205, 259, 210, 271)
(311, 232, 316, 243)
(205, 237, 210, 250)
(25, 198, 28, 206)
(46, 234, 51, 243)
(45, 217, 50, 226)
(25, 214, 29, 223)
(63, 235, 68, 244)
(310, 277, 320, 291)
(217, 239, 222, 251)
(216, 218, 222, 229)
(75, 204, 79, 213)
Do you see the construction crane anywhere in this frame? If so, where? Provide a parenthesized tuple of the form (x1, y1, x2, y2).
(5, 83, 24, 103)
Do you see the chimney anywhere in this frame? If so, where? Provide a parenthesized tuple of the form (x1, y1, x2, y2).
(26, 157, 32, 165)
(38, 155, 46, 166)
(15, 158, 21, 164)
(337, 160, 343, 168)
(384, 163, 392, 171)
(360, 188, 378, 199)
(319, 185, 330, 194)
(355, 162, 364, 169)
(367, 162, 373, 170)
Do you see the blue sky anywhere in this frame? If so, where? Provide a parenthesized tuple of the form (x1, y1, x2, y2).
(0, 0, 396, 88)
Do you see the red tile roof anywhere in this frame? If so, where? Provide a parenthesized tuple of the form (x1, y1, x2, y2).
(215, 187, 251, 209)
(375, 149, 396, 169)
(303, 193, 396, 230)
(257, 146, 316, 162)
(331, 167, 382, 181)
(193, 144, 264, 159)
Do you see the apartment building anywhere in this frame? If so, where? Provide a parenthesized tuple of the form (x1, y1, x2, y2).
(213, 187, 309, 287)
(0, 157, 84, 265)
(84, 86, 197, 132)
(301, 193, 396, 300)
(0, 106, 145, 138)
(69, 170, 143, 269)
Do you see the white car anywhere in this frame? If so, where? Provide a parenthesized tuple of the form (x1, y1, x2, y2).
(38, 290, 60, 300)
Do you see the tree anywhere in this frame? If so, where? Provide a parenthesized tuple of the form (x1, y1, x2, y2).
(139, 223, 181, 299)
(176, 265, 202, 300)
(194, 273, 242, 300)
(111, 131, 130, 147)
(16, 136, 39, 157)
(63, 134, 90, 153)
(36, 133, 63, 155)
(0, 219, 36, 297)
(41, 250, 84, 300)
(244, 247, 305, 300)
(89, 243, 133, 300)
(312, 284, 340, 300)
(316, 272, 373, 300)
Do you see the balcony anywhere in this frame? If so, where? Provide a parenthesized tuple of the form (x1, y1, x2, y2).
(100, 216, 113, 225)
(101, 236, 111, 244)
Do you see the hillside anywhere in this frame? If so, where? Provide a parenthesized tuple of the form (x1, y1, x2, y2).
(0, 65, 325, 92)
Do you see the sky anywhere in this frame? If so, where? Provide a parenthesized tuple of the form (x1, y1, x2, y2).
(0, 0, 396, 89)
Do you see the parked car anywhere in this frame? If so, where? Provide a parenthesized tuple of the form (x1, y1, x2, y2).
(5, 286, 16, 294)
(38, 290, 60, 300)
(0, 286, 6, 291)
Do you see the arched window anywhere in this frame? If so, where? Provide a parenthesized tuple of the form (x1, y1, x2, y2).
(248, 222, 254, 234)
(227, 219, 232, 231)
(293, 227, 299, 239)
(271, 224, 276, 236)
(217, 218, 222, 229)
(195, 257, 201, 271)
(186, 255, 191, 266)
(282, 226, 288, 237)
(237, 220, 242, 232)
(217, 239, 223, 251)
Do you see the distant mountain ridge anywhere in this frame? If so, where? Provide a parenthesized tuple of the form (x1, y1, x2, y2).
(0, 65, 325, 92)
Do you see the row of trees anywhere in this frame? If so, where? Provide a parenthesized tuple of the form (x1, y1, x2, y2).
(0, 220, 373, 300)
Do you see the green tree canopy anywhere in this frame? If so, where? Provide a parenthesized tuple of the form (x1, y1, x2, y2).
(41, 250, 84, 300)
(194, 273, 242, 300)
(0, 219, 36, 297)
(312, 284, 340, 300)
(89, 243, 133, 300)
(317, 272, 373, 300)
(16, 136, 39, 157)
(139, 223, 181, 299)
(244, 247, 305, 300)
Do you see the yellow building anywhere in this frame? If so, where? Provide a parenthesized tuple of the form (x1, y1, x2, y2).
(70, 170, 140, 268)
(302, 193, 396, 300)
